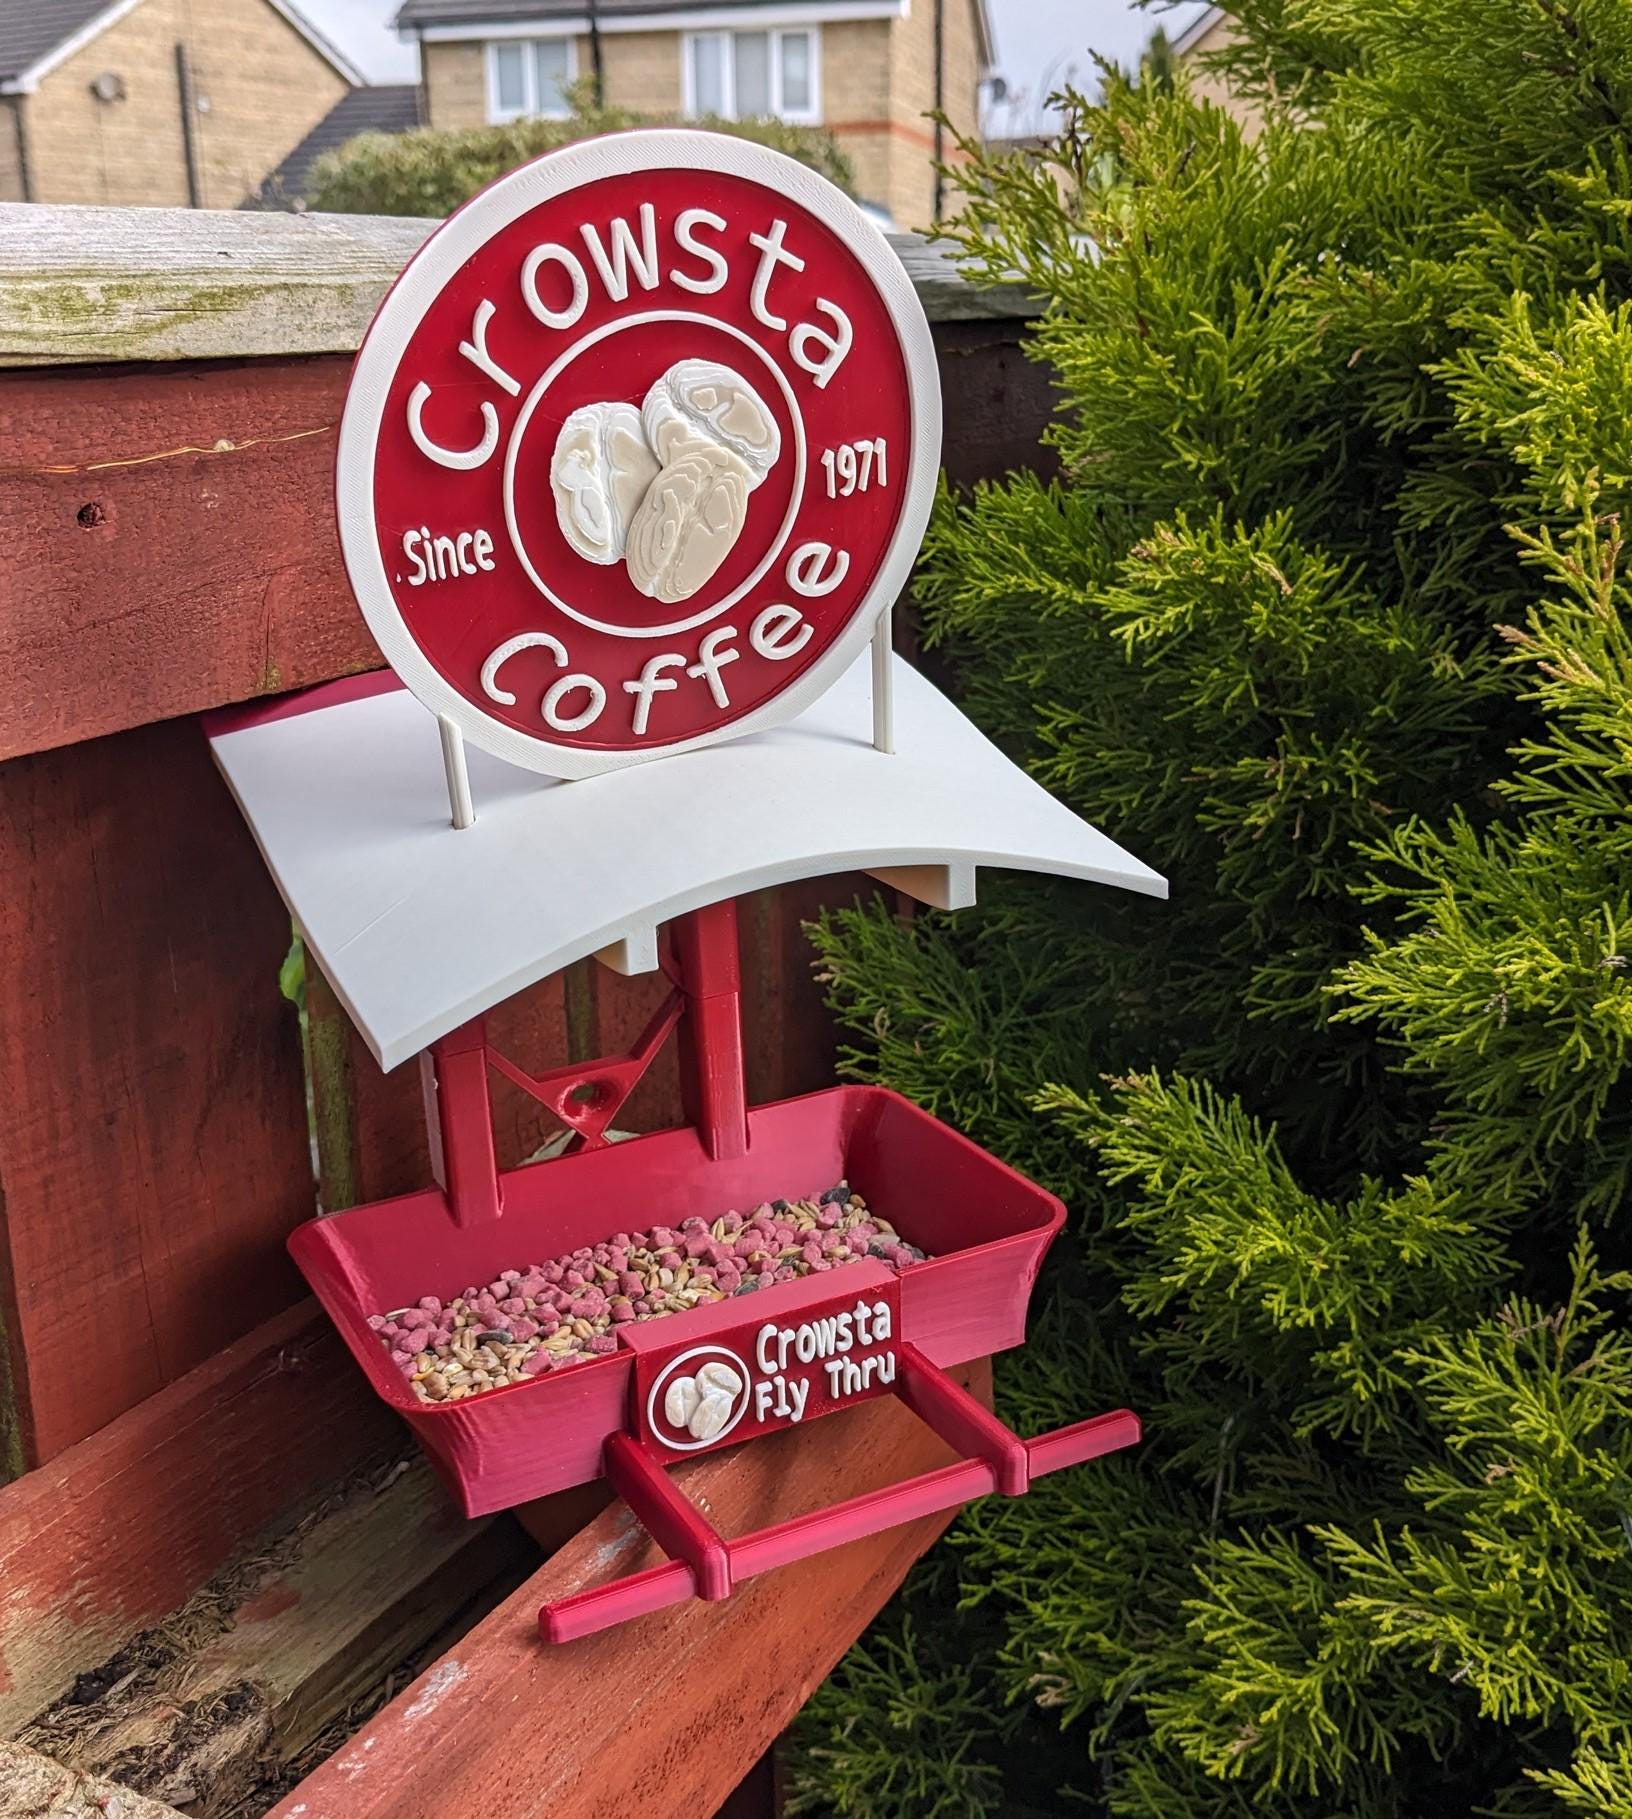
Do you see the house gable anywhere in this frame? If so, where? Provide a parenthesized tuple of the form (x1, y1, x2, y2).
(12, 0, 355, 206)
(0, 0, 364, 93)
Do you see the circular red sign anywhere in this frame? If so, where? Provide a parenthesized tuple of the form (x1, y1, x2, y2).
(338, 132, 940, 777)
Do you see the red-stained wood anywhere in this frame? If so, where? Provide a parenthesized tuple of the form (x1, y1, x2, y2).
(487, 976, 577, 1166)
(315, 882, 870, 1224)
(272, 1358, 992, 1819)
(1, 355, 373, 764)
(0, 1298, 400, 1735)
(740, 873, 877, 1108)
(593, 962, 687, 1135)
(313, 975, 578, 1217)
(0, 718, 314, 1462)
(933, 320, 1062, 490)
(1, 329, 1049, 765)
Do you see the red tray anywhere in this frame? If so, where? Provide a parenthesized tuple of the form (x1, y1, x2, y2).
(292, 1081, 1064, 1515)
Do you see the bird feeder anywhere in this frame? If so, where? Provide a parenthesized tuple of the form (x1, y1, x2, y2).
(207, 131, 1166, 1644)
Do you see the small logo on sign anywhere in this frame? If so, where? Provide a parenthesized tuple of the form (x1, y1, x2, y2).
(647, 1344, 752, 1452)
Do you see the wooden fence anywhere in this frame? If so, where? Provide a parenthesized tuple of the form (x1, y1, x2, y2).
(0, 201, 1049, 1815)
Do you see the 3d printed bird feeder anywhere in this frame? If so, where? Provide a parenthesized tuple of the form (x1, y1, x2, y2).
(206, 131, 1166, 1644)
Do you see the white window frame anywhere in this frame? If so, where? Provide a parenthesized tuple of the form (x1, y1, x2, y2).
(681, 27, 821, 125)
(484, 37, 578, 123)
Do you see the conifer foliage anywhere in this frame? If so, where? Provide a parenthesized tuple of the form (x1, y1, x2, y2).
(792, 4, 1632, 1812)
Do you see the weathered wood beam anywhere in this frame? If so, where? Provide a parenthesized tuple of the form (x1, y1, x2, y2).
(0, 206, 1032, 370)
(0, 1300, 400, 1734)
(35, 1459, 529, 1813)
(0, 1743, 184, 1819)
(270, 1359, 992, 1819)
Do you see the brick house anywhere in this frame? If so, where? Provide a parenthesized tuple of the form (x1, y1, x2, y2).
(1174, 5, 1264, 134)
(394, 0, 992, 229)
(0, 0, 365, 208)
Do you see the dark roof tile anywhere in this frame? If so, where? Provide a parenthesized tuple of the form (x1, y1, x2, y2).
(253, 83, 421, 207)
(0, 0, 115, 84)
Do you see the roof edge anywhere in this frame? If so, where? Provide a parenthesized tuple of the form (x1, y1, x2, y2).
(1, 0, 145, 91)
(1172, 3, 1226, 58)
(2, 0, 367, 92)
(399, 0, 906, 32)
(262, 0, 368, 86)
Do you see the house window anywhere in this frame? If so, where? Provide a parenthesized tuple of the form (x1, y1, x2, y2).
(683, 29, 820, 124)
(486, 38, 576, 123)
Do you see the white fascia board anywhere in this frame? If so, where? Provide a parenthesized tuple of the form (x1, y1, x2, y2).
(423, 19, 591, 38)
(418, 1, 903, 41)
(265, 0, 369, 85)
(972, 0, 993, 71)
(3, 0, 146, 93)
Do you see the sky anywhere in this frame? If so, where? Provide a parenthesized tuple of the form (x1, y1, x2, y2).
(295, 0, 1209, 134)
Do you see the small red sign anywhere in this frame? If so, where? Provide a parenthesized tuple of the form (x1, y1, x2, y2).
(338, 132, 939, 778)
(624, 1262, 902, 1460)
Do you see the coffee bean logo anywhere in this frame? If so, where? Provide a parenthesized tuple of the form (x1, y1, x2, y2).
(649, 1346, 752, 1451)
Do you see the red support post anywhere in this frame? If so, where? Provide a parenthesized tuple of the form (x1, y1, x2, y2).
(426, 1017, 503, 1226)
(604, 1433, 732, 1602)
(673, 900, 749, 1161)
(897, 1343, 1029, 1495)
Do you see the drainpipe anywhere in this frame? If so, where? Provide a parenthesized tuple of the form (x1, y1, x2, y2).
(415, 25, 428, 124)
(588, 0, 605, 108)
(931, 0, 945, 220)
(174, 42, 203, 207)
(10, 97, 33, 203)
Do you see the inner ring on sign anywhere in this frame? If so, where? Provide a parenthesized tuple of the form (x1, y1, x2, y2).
(503, 312, 808, 641)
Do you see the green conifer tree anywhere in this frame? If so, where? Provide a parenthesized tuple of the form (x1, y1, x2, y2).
(790, 3, 1632, 1812)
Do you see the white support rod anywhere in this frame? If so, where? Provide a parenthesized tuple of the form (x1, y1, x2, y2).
(438, 714, 476, 829)
(871, 605, 895, 755)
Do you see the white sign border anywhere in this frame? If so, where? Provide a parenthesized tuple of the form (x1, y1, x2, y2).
(336, 128, 943, 781)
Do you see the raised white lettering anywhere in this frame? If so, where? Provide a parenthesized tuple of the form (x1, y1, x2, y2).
(749, 219, 805, 332)
(751, 603, 814, 661)
(791, 300, 853, 390)
(687, 625, 740, 708)
(580, 205, 660, 302)
(457, 298, 520, 398)
(670, 208, 730, 294)
(481, 631, 568, 705)
(543, 674, 606, 733)
(407, 381, 498, 471)
(405, 526, 497, 587)
(521, 242, 589, 330)
(787, 541, 850, 597)
(623, 652, 687, 736)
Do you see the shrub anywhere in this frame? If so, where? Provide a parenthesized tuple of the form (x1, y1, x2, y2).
(794, 2, 1632, 1812)
(306, 88, 856, 217)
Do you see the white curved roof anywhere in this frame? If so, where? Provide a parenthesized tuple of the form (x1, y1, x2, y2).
(209, 653, 1165, 1070)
